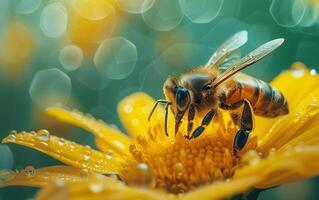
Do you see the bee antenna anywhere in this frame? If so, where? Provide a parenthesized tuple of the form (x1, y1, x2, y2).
(148, 99, 170, 122)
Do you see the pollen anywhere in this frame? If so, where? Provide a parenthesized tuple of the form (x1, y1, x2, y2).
(122, 120, 257, 193)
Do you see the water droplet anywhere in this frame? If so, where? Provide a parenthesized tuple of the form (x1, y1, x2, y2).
(270, 0, 306, 27)
(59, 45, 83, 71)
(173, 162, 184, 172)
(124, 104, 133, 113)
(58, 139, 65, 146)
(94, 37, 137, 80)
(83, 146, 92, 161)
(89, 174, 106, 193)
(39, 141, 49, 149)
(117, 0, 155, 14)
(291, 69, 305, 78)
(5, 134, 16, 143)
(0, 169, 16, 182)
(37, 129, 50, 141)
(106, 151, 113, 159)
(310, 69, 317, 75)
(40, 2, 67, 38)
(180, 0, 224, 23)
(126, 163, 155, 187)
(24, 166, 36, 177)
(142, 0, 183, 31)
(29, 69, 72, 107)
(15, 0, 42, 14)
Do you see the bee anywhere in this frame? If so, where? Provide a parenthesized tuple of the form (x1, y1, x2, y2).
(148, 31, 289, 153)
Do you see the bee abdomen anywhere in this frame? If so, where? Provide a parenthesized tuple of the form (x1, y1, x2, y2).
(253, 79, 288, 117)
(220, 75, 289, 118)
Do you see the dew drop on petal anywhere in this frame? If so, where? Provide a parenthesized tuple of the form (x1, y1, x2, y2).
(142, 0, 183, 31)
(24, 165, 36, 177)
(310, 69, 317, 75)
(124, 104, 133, 113)
(94, 37, 137, 80)
(0, 145, 14, 169)
(179, 0, 224, 23)
(117, 0, 155, 14)
(89, 174, 106, 193)
(40, 2, 67, 38)
(270, 0, 306, 27)
(15, 0, 42, 15)
(36, 129, 50, 141)
(126, 162, 155, 187)
(59, 45, 83, 71)
(29, 68, 72, 107)
(0, 169, 16, 182)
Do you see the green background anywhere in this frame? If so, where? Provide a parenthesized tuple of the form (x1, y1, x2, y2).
(1, 0, 319, 199)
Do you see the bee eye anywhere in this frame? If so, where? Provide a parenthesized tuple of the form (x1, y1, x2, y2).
(175, 87, 190, 111)
(173, 86, 178, 94)
(202, 84, 212, 91)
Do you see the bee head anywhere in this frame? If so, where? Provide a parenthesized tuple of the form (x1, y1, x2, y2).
(175, 86, 191, 113)
(164, 77, 192, 135)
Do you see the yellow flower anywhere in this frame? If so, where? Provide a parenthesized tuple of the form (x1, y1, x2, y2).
(2, 62, 319, 199)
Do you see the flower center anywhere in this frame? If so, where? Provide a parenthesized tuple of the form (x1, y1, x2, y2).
(123, 122, 256, 193)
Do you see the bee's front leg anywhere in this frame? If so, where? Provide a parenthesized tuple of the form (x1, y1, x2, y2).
(220, 99, 253, 155)
(187, 108, 216, 139)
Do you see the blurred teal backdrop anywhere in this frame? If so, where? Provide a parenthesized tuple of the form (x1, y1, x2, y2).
(1, 0, 319, 199)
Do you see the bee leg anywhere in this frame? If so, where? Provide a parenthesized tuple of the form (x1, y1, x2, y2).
(185, 104, 195, 139)
(220, 99, 253, 155)
(148, 99, 171, 137)
(189, 109, 216, 139)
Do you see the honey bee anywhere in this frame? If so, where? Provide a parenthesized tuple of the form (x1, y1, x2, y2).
(148, 31, 289, 153)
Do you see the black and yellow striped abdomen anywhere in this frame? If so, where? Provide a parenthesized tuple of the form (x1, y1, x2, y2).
(217, 73, 289, 117)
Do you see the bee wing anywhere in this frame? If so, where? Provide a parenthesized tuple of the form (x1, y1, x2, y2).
(213, 38, 284, 87)
(205, 30, 248, 68)
(215, 49, 241, 71)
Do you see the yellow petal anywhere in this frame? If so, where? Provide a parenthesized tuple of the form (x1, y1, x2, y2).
(118, 92, 174, 139)
(2, 131, 123, 174)
(281, 125, 319, 147)
(36, 175, 170, 200)
(235, 144, 319, 188)
(254, 63, 319, 140)
(271, 62, 319, 108)
(46, 107, 132, 156)
(0, 166, 85, 188)
(257, 86, 319, 152)
(183, 176, 260, 200)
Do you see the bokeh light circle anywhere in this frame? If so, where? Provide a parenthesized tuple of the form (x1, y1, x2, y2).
(270, 0, 306, 27)
(116, 0, 155, 14)
(15, 0, 42, 15)
(142, 0, 183, 31)
(179, 0, 224, 23)
(29, 68, 72, 107)
(298, 5, 319, 27)
(94, 37, 137, 80)
(40, 2, 67, 38)
(68, 0, 116, 50)
(59, 45, 84, 71)
(72, 0, 114, 20)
